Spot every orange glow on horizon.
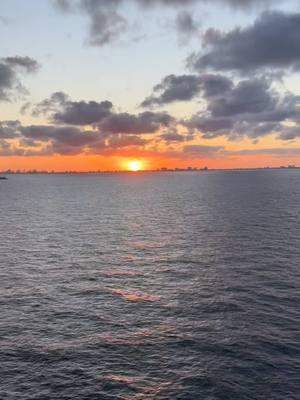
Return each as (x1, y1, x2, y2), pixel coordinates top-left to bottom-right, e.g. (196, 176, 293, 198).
(1, 152, 300, 173)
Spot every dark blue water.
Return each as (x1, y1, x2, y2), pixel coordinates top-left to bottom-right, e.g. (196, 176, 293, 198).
(0, 171, 299, 400)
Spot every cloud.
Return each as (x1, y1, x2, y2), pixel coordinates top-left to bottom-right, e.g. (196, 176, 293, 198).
(186, 116, 234, 137)
(188, 11, 300, 73)
(183, 144, 224, 158)
(184, 77, 300, 140)
(53, 0, 274, 12)
(229, 147, 300, 156)
(52, 0, 126, 45)
(0, 120, 21, 139)
(0, 95, 174, 156)
(160, 131, 186, 142)
(0, 108, 170, 156)
(277, 126, 300, 141)
(54, 100, 113, 125)
(52, 0, 73, 12)
(141, 73, 232, 107)
(52, 0, 279, 46)
(32, 92, 174, 135)
(21, 125, 100, 146)
(107, 134, 148, 148)
(4, 56, 39, 73)
(176, 11, 199, 44)
(98, 111, 174, 134)
(0, 56, 39, 101)
(0, 140, 25, 157)
(32, 92, 69, 116)
(142, 75, 201, 107)
(55, 0, 127, 46)
(133, 0, 278, 9)
(179, 144, 300, 160)
(29, 75, 300, 146)
(86, 9, 128, 46)
(2, 124, 104, 156)
(33, 92, 113, 125)
(206, 78, 276, 116)
(2, 116, 300, 160)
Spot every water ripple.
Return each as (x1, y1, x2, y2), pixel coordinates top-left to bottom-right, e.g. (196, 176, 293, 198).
(0, 171, 299, 399)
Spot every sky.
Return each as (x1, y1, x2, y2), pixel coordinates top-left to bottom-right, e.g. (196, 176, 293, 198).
(1, 0, 300, 171)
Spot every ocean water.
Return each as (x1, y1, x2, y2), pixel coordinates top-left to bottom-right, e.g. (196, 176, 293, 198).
(0, 171, 299, 400)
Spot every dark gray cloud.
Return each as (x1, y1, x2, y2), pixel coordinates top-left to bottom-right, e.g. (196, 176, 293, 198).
(0, 56, 39, 101)
(4, 56, 39, 73)
(139, 0, 197, 6)
(183, 144, 224, 158)
(0, 64, 18, 100)
(139, 0, 277, 7)
(98, 111, 173, 134)
(0, 121, 21, 139)
(13, 124, 105, 155)
(142, 75, 201, 107)
(229, 147, 300, 156)
(186, 116, 234, 137)
(21, 125, 101, 148)
(176, 11, 197, 34)
(176, 11, 199, 43)
(160, 131, 186, 142)
(30, 76, 300, 144)
(55, 100, 113, 125)
(32, 92, 173, 134)
(52, 0, 279, 46)
(2, 116, 300, 158)
(0, 101, 173, 155)
(207, 79, 276, 117)
(107, 134, 147, 148)
(87, 9, 127, 46)
(81, 0, 122, 11)
(277, 126, 300, 141)
(0, 121, 151, 156)
(141, 73, 232, 107)
(2, 123, 104, 155)
(188, 11, 300, 73)
(53, 0, 274, 12)
(33, 92, 113, 125)
(0, 140, 27, 157)
(174, 144, 300, 160)
(52, 0, 73, 12)
(184, 77, 300, 140)
(52, 0, 126, 46)
(32, 92, 69, 116)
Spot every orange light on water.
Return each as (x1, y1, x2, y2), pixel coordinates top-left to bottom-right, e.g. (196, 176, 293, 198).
(127, 160, 142, 172)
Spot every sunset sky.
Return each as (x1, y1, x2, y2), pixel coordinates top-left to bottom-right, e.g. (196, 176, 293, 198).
(1, 0, 300, 171)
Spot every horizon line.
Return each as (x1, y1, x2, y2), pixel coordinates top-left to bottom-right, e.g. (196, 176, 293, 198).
(1, 166, 299, 175)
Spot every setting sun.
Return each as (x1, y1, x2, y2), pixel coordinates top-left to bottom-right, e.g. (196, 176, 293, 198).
(128, 160, 142, 172)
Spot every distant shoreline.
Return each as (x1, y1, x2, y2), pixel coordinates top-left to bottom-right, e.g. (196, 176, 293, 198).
(0, 166, 299, 175)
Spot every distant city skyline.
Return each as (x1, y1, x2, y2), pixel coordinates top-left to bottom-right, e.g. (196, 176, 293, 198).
(1, 165, 298, 175)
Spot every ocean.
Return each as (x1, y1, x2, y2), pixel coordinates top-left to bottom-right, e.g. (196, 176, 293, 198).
(0, 171, 299, 399)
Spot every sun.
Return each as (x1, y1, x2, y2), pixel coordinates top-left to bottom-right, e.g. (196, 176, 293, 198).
(128, 160, 142, 172)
